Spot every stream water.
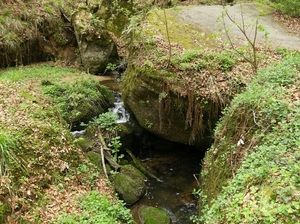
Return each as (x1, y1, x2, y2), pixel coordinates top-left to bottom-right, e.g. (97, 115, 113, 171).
(130, 136, 204, 224)
(98, 76, 205, 223)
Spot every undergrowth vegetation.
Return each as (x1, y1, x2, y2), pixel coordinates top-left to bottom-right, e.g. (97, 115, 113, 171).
(192, 53, 300, 223)
(0, 0, 76, 67)
(55, 191, 133, 224)
(0, 65, 133, 223)
(41, 79, 114, 128)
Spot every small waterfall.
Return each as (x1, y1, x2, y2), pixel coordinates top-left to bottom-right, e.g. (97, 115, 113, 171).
(112, 93, 130, 123)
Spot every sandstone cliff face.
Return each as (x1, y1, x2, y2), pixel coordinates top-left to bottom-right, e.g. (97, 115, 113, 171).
(123, 64, 219, 146)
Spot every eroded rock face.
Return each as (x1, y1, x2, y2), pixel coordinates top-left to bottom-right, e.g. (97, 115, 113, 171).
(73, 6, 119, 74)
(123, 65, 220, 147)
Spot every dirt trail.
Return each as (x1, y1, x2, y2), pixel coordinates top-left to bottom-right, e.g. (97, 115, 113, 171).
(178, 3, 300, 50)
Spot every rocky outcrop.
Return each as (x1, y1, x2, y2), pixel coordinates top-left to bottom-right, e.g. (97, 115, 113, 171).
(122, 8, 237, 147)
(0, 1, 119, 72)
(0, 1, 77, 67)
(72, 4, 119, 74)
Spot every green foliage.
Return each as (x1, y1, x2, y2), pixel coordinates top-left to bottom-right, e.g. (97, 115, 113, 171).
(0, 133, 18, 176)
(173, 50, 236, 72)
(194, 55, 300, 223)
(86, 111, 120, 132)
(55, 191, 134, 224)
(41, 79, 114, 126)
(108, 136, 123, 162)
(84, 111, 124, 162)
(273, 0, 300, 17)
(101, 0, 139, 36)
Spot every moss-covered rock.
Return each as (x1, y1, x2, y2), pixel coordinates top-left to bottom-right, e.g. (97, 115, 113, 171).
(118, 122, 134, 150)
(73, 3, 119, 74)
(114, 164, 146, 205)
(122, 7, 244, 146)
(138, 205, 171, 224)
(41, 78, 114, 127)
(86, 151, 102, 167)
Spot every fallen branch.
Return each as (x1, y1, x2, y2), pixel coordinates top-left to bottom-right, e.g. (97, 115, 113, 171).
(103, 150, 120, 171)
(125, 148, 162, 182)
(99, 144, 108, 179)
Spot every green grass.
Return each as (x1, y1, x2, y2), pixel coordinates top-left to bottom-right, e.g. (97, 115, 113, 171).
(0, 133, 19, 176)
(0, 65, 80, 82)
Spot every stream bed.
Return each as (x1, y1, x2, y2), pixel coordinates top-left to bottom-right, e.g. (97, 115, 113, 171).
(98, 76, 205, 223)
(130, 143, 204, 224)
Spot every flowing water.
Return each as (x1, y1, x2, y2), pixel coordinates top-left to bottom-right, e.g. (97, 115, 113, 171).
(98, 76, 204, 223)
(112, 93, 130, 123)
(130, 138, 205, 224)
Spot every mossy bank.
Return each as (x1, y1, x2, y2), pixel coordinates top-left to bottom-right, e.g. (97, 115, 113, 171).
(192, 53, 300, 223)
(0, 65, 134, 223)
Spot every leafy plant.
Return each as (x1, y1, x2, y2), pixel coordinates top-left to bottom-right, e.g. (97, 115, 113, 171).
(55, 191, 134, 224)
(145, 119, 153, 128)
(108, 136, 123, 163)
(87, 111, 120, 133)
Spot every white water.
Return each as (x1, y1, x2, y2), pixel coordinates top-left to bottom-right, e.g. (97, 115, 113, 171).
(112, 93, 130, 123)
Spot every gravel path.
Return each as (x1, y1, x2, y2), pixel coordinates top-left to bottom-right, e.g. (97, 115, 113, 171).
(178, 3, 300, 50)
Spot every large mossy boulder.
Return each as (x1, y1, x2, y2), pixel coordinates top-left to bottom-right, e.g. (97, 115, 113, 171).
(73, 3, 119, 74)
(114, 164, 146, 205)
(122, 8, 246, 147)
(138, 205, 171, 224)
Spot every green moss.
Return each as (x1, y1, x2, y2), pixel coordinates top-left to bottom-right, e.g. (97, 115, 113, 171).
(114, 165, 146, 204)
(146, 8, 217, 49)
(41, 75, 114, 127)
(86, 151, 102, 168)
(196, 54, 300, 223)
(138, 205, 170, 224)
